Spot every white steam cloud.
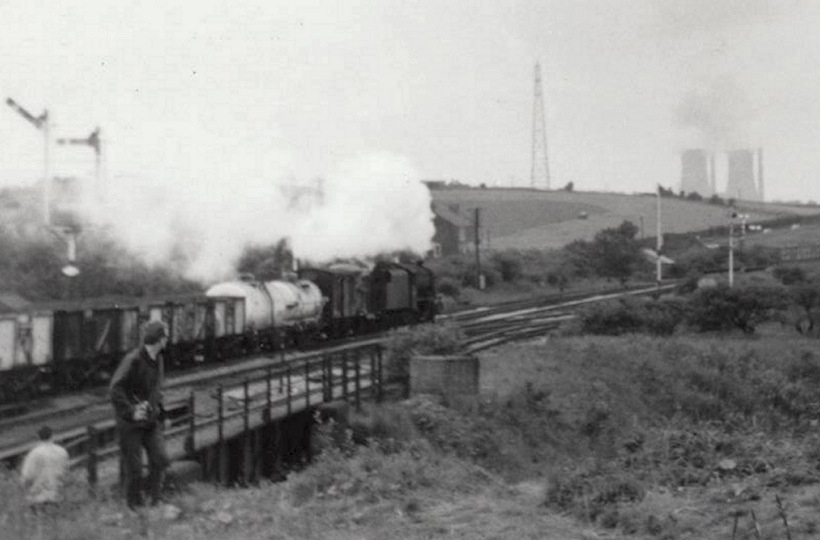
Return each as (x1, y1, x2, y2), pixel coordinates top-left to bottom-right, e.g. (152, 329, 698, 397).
(89, 151, 433, 283)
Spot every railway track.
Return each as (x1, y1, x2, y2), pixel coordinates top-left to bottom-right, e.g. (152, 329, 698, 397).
(0, 337, 383, 454)
(459, 283, 677, 353)
(0, 281, 676, 467)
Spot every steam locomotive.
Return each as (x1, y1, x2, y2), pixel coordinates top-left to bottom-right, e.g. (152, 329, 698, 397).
(0, 261, 437, 404)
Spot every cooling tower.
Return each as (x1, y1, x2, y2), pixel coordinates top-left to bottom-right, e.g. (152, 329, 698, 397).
(757, 148, 764, 202)
(726, 149, 760, 201)
(680, 149, 712, 197)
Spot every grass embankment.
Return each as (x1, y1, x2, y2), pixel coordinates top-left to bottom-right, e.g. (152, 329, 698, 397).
(5, 333, 820, 539)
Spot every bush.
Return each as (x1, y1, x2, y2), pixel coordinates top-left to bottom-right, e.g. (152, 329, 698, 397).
(640, 296, 689, 336)
(687, 283, 788, 334)
(383, 322, 463, 382)
(578, 299, 645, 335)
(490, 250, 524, 283)
(546, 460, 646, 525)
(577, 296, 687, 336)
(774, 265, 807, 285)
(436, 276, 461, 298)
(462, 264, 500, 288)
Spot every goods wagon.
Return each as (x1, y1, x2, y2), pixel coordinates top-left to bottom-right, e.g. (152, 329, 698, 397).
(298, 264, 370, 336)
(0, 261, 436, 404)
(0, 294, 245, 403)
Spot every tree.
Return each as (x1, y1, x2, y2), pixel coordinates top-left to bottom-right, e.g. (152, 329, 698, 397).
(773, 265, 807, 286)
(791, 282, 820, 333)
(588, 221, 644, 285)
(237, 239, 294, 280)
(491, 250, 524, 282)
(687, 283, 788, 334)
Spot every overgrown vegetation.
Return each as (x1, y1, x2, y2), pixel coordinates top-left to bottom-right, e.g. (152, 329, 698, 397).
(0, 232, 201, 300)
(382, 322, 463, 382)
(6, 332, 820, 538)
(428, 219, 657, 304)
(572, 267, 820, 338)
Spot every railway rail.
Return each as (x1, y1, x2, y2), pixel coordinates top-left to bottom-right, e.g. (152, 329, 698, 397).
(0, 281, 678, 486)
(0, 342, 385, 480)
(459, 282, 677, 352)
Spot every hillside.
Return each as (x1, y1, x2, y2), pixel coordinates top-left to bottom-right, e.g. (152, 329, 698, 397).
(431, 187, 820, 250)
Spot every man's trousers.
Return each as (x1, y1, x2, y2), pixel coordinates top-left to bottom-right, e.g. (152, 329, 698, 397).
(117, 422, 169, 508)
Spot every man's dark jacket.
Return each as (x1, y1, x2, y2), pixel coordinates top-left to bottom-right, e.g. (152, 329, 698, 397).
(109, 347, 164, 428)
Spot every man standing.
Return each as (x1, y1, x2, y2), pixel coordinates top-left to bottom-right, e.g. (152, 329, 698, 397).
(20, 425, 69, 511)
(110, 320, 170, 509)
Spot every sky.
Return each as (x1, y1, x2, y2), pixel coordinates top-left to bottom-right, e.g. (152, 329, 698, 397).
(0, 1, 819, 277)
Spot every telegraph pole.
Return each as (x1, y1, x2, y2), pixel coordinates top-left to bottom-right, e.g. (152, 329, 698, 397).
(656, 185, 663, 286)
(728, 218, 735, 287)
(474, 208, 484, 290)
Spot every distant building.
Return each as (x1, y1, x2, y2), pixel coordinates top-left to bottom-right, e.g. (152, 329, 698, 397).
(431, 202, 474, 257)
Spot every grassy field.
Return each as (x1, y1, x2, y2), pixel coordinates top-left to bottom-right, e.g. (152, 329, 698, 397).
(432, 187, 820, 250)
(6, 329, 820, 539)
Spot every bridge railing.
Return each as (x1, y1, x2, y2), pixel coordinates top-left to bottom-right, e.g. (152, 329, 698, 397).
(47, 343, 385, 488)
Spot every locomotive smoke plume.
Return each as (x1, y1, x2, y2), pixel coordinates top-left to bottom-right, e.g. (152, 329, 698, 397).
(93, 150, 433, 283)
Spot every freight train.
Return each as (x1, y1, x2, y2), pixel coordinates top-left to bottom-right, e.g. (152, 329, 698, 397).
(0, 261, 437, 404)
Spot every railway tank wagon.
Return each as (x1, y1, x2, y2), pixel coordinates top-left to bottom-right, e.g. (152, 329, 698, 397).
(205, 276, 324, 351)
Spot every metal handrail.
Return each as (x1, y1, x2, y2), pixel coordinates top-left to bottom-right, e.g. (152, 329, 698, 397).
(56, 343, 383, 485)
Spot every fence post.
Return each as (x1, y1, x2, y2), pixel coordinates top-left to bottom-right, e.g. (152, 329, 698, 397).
(342, 352, 349, 403)
(185, 389, 196, 456)
(377, 345, 384, 403)
(286, 362, 292, 416)
(243, 379, 250, 435)
(323, 354, 331, 402)
(305, 359, 310, 407)
(217, 385, 224, 447)
(86, 425, 98, 490)
(370, 347, 377, 400)
(265, 367, 272, 423)
(355, 351, 361, 412)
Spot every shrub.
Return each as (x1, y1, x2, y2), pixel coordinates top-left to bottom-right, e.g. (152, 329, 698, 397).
(490, 250, 524, 282)
(436, 276, 461, 298)
(545, 460, 646, 525)
(687, 283, 788, 334)
(458, 264, 498, 288)
(383, 322, 463, 382)
(577, 296, 687, 336)
(640, 296, 689, 336)
(774, 265, 807, 285)
(578, 299, 644, 335)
